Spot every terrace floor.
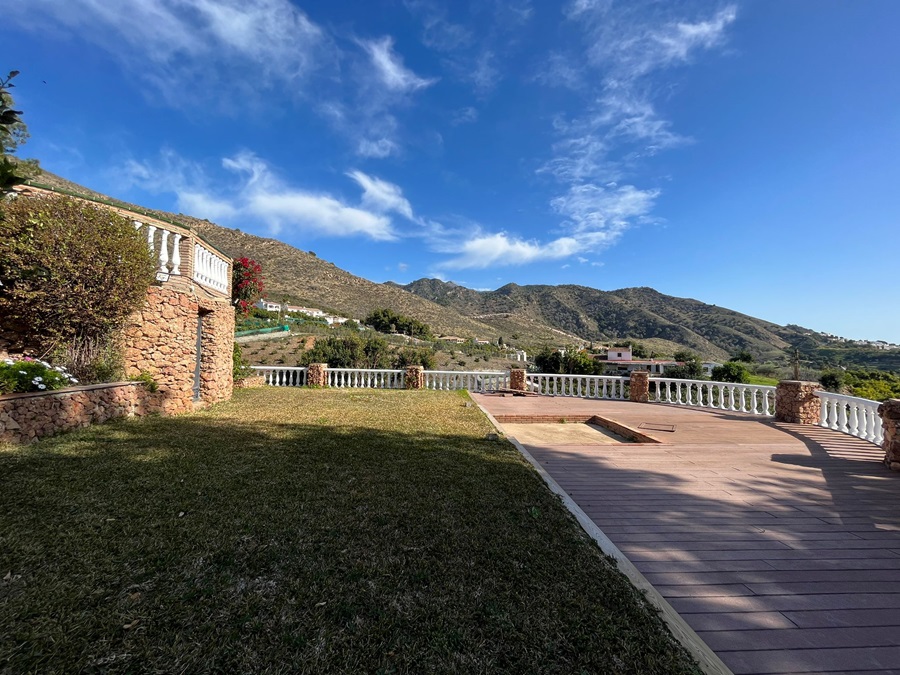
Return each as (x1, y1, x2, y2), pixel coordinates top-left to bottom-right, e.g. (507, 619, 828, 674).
(472, 394, 900, 675)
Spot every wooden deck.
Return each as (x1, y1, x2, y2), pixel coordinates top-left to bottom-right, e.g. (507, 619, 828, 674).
(473, 395, 900, 675)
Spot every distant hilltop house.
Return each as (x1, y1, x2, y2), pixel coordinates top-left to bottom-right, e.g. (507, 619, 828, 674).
(253, 299, 350, 326)
(438, 336, 467, 344)
(597, 347, 719, 377)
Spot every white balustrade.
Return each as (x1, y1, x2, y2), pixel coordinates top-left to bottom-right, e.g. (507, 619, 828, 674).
(328, 368, 405, 389)
(134, 220, 185, 279)
(649, 378, 776, 416)
(252, 366, 307, 387)
(424, 371, 509, 392)
(192, 242, 229, 294)
(525, 374, 627, 400)
(814, 391, 884, 445)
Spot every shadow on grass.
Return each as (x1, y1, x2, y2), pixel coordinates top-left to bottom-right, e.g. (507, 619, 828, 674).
(0, 390, 701, 675)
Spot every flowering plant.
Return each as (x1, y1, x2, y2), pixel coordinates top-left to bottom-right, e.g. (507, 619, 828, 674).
(231, 257, 264, 317)
(0, 358, 78, 395)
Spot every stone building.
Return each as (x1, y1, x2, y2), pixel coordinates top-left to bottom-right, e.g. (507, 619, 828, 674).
(2, 185, 235, 415)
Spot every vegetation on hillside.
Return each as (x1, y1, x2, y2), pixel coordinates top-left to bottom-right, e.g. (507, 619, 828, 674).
(231, 256, 264, 316)
(820, 369, 900, 401)
(364, 308, 432, 339)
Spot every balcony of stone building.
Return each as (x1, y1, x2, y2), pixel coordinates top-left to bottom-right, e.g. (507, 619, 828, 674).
(15, 183, 232, 299)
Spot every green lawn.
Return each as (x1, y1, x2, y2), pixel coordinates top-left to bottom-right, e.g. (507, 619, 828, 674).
(1, 388, 699, 674)
(746, 374, 779, 386)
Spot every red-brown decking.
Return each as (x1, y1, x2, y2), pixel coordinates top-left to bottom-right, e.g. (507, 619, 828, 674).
(472, 394, 900, 675)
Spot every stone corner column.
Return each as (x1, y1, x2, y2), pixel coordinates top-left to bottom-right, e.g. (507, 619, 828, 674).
(307, 363, 328, 387)
(775, 380, 822, 424)
(629, 370, 650, 403)
(878, 398, 900, 472)
(509, 368, 526, 392)
(405, 365, 425, 390)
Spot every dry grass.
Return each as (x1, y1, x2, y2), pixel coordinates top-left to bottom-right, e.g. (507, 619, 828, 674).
(1, 389, 699, 674)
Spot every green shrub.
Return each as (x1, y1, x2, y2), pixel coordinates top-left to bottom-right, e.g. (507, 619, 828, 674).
(393, 347, 436, 370)
(819, 370, 845, 393)
(711, 362, 750, 383)
(300, 334, 390, 369)
(129, 370, 159, 393)
(233, 342, 253, 381)
(0, 194, 155, 348)
(0, 357, 77, 394)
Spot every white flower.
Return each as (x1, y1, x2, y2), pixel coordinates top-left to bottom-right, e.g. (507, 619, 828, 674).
(18, 371, 27, 375)
(71, 378, 79, 384)
(3, 359, 13, 365)
(33, 376, 43, 383)
(38, 384, 46, 390)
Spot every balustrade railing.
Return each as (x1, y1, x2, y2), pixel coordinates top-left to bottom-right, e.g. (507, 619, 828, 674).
(328, 368, 405, 389)
(424, 371, 508, 392)
(192, 242, 230, 294)
(814, 391, 884, 445)
(649, 378, 776, 416)
(526, 373, 627, 400)
(132, 218, 230, 295)
(252, 366, 307, 387)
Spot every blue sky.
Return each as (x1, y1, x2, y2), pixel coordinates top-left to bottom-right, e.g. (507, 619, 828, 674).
(5, 1, 899, 342)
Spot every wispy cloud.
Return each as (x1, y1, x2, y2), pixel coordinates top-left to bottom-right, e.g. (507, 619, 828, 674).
(528, 2, 737, 266)
(360, 36, 438, 93)
(11, 0, 330, 108)
(437, 232, 581, 270)
(124, 149, 402, 241)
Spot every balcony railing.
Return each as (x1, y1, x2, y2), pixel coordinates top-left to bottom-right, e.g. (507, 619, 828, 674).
(525, 373, 627, 399)
(254, 366, 308, 387)
(424, 370, 509, 392)
(814, 390, 884, 445)
(328, 368, 405, 389)
(649, 378, 776, 416)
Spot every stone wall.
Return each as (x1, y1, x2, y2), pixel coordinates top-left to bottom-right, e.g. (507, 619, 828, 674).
(122, 280, 233, 415)
(0, 383, 145, 445)
(510, 369, 526, 392)
(880, 399, 900, 472)
(775, 380, 822, 424)
(307, 363, 328, 387)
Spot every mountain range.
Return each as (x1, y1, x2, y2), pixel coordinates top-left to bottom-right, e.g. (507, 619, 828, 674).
(25, 170, 888, 366)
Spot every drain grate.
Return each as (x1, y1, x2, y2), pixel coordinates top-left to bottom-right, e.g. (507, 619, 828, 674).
(638, 422, 676, 433)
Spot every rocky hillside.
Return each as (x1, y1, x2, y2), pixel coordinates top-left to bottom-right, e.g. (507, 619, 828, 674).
(26, 171, 861, 364)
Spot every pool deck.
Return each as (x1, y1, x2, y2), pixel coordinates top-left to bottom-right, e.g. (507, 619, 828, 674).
(472, 394, 900, 675)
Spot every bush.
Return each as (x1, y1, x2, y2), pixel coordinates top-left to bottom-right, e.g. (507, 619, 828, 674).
(364, 308, 432, 339)
(0, 194, 155, 348)
(393, 347, 436, 370)
(0, 357, 77, 394)
(51, 334, 124, 384)
(819, 371, 845, 393)
(300, 334, 390, 369)
(233, 343, 253, 381)
(711, 362, 750, 383)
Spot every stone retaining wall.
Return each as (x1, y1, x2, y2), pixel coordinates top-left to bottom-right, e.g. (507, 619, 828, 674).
(0, 383, 146, 445)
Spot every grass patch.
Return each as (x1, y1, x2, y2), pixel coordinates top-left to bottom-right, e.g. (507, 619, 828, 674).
(1, 389, 699, 673)
(746, 374, 779, 386)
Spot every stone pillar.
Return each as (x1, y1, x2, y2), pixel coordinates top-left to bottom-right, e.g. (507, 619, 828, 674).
(629, 370, 650, 403)
(405, 365, 425, 390)
(307, 363, 328, 387)
(879, 399, 900, 472)
(775, 380, 822, 424)
(510, 368, 526, 392)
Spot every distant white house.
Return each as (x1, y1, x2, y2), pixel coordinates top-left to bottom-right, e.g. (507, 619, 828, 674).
(254, 299, 282, 312)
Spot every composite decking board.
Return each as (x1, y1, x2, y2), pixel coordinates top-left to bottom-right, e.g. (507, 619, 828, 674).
(473, 394, 900, 675)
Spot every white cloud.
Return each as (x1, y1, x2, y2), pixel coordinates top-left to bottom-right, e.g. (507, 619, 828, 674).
(124, 149, 400, 241)
(11, 0, 329, 107)
(357, 138, 400, 159)
(360, 36, 437, 93)
(346, 170, 414, 220)
(438, 232, 581, 270)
